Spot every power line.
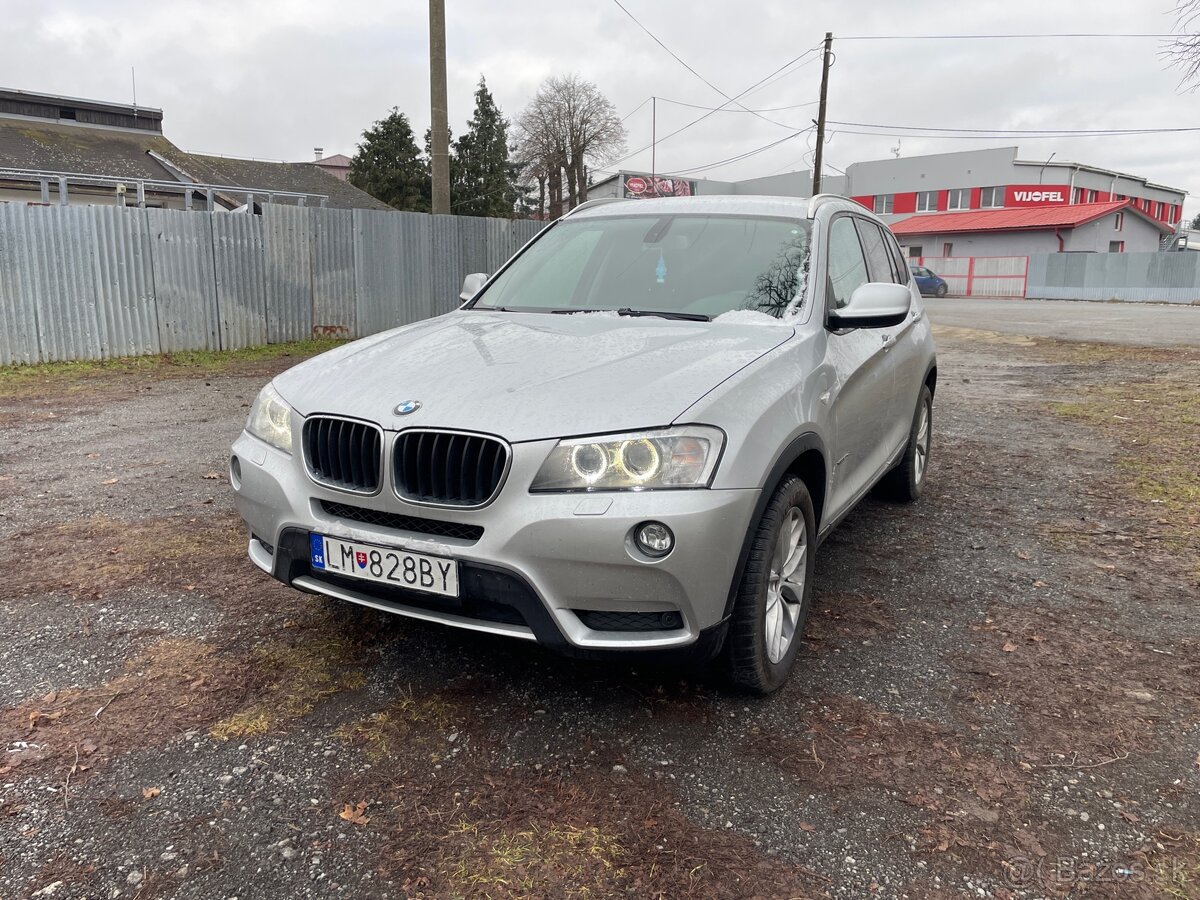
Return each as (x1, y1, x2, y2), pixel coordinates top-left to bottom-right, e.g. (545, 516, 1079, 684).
(620, 96, 652, 123)
(827, 119, 1200, 135)
(668, 128, 813, 176)
(610, 43, 824, 167)
(609, 0, 800, 132)
(838, 32, 1179, 40)
(827, 126, 1200, 140)
(654, 96, 820, 114)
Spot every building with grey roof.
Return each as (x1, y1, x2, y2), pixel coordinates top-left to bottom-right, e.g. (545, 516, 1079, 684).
(0, 88, 387, 211)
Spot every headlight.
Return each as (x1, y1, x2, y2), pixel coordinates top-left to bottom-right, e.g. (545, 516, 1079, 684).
(531, 426, 724, 492)
(246, 382, 295, 453)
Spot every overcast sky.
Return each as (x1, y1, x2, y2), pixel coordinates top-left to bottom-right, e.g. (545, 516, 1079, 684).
(2, 0, 1197, 214)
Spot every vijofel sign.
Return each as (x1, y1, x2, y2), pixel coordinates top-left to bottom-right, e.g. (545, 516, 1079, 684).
(622, 173, 698, 199)
(1005, 185, 1070, 206)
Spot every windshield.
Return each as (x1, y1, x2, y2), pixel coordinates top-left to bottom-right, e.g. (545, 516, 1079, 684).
(472, 214, 812, 319)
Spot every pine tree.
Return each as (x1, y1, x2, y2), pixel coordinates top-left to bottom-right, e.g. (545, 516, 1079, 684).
(452, 78, 518, 217)
(349, 108, 430, 212)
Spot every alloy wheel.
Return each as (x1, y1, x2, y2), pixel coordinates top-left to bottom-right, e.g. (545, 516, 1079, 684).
(764, 506, 807, 663)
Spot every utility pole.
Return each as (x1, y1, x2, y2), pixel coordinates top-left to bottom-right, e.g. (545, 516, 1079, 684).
(811, 32, 833, 196)
(650, 96, 656, 197)
(429, 0, 450, 214)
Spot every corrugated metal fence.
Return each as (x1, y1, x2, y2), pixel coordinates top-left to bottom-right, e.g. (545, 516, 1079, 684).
(1026, 252, 1200, 303)
(0, 204, 544, 365)
(916, 252, 1200, 303)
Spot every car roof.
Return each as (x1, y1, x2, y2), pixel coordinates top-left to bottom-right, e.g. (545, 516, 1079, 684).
(567, 194, 815, 220)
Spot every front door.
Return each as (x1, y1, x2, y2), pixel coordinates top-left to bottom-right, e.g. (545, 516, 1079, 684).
(821, 216, 896, 518)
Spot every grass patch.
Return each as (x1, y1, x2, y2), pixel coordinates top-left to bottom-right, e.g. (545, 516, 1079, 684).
(448, 821, 623, 895)
(0, 337, 345, 397)
(210, 635, 364, 741)
(334, 687, 464, 761)
(1149, 832, 1200, 899)
(1049, 376, 1200, 575)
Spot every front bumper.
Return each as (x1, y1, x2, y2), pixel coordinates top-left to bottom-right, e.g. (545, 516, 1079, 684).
(231, 431, 759, 657)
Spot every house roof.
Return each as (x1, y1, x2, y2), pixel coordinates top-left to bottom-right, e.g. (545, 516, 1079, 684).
(156, 150, 390, 210)
(0, 117, 180, 180)
(0, 116, 389, 210)
(891, 200, 1172, 236)
(315, 153, 351, 167)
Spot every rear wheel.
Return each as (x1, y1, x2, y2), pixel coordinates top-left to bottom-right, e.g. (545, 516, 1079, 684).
(725, 476, 816, 694)
(878, 385, 932, 502)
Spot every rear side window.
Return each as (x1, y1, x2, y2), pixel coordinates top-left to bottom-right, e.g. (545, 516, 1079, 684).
(883, 228, 910, 284)
(826, 217, 870, 310)
(853, 218, 895, 284)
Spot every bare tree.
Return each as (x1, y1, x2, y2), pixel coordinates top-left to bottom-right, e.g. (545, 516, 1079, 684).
(1165, 1, 1200, 88)
(514, 75, 626, 217)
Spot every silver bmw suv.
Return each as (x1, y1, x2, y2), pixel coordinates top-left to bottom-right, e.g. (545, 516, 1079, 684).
(230, 194, 936, 693)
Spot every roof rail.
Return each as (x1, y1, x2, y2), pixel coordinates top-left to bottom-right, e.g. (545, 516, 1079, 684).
(563, 197, 629, 218)
(806, 193, 851, 219)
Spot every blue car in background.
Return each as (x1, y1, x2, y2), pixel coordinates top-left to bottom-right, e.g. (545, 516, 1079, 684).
(910, 265, 948, 297)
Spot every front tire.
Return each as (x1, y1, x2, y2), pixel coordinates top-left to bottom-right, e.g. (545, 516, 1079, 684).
(725, 476, 816, 694)
(878, 385, 932, 502)
(935, 283, 948, 297)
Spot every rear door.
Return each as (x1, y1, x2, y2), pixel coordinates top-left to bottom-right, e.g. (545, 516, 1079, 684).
(877, 225, 927, 425)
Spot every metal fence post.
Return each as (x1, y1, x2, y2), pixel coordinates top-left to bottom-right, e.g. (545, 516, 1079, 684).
(57, 176, 69, 206)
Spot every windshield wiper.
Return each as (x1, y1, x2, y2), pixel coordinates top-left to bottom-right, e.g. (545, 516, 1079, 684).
(617, 307, 711, 322)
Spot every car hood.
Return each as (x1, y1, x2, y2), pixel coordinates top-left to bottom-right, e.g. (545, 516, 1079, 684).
(273, 311, 793, 442)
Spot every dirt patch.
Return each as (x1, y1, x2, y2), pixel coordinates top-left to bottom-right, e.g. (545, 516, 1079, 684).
(744, 695, 1038, 879)
(0, 638, 258, 784)
(954, 606, 1200, 767)
(806, 593, 896, 649)
(1049, 373, 1200, 581)
(367, 767, 828, 899)
(0, 512, 270, 602)
(209, 632, 367, 741)
(332, 691, 829, 899)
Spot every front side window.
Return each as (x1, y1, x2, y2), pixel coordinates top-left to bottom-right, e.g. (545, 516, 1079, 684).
(916, 191, 937, 212)
(947, 188, 969, 210)
(980, 186, 1005, 208)
(474, 214, 813, 319)
(874, 194, 894, 215)
(826, 217, 870, 310)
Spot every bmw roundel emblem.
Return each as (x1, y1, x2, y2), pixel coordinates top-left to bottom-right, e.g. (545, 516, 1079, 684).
(394, 400, 422, 416)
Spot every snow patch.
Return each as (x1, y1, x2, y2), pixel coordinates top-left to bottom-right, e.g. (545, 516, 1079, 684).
(714, 309, 794, 326)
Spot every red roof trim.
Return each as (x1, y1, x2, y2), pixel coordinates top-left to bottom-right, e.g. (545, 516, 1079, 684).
(891, 200, 1172, 236)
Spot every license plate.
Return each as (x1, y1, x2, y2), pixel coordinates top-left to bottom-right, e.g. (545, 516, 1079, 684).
(309, 533, 459, 598)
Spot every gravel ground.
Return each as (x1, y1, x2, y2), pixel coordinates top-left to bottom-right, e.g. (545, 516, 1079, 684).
(0, 327, 1197, 899)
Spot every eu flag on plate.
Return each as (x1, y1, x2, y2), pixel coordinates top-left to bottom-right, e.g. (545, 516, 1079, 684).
(310, 533, 326, 569)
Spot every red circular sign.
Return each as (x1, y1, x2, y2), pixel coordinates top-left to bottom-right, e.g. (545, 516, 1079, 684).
(625, 176, 647, 195)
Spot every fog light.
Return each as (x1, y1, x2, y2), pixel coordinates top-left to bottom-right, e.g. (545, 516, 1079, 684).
(635, 521, 674, 558)
(229, 455, 242, 490)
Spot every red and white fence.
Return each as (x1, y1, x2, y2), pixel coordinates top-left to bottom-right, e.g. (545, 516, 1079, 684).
(914, 256, 1028, 298)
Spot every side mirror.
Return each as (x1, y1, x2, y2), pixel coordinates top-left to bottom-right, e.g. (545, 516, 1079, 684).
(460, 272, 488, 302)
(828, 282, 911, 329)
